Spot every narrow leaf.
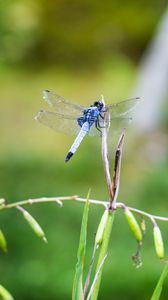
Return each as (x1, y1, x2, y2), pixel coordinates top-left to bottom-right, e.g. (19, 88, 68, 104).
(72, 194, 90, 300)
(0, 229, 7, 252)
(90, 211, 114, 300)
(0, 285, 14, 300)
(84, 244, 97, 299)
(151, 263, 168, 300)
(87, 254, 107, 300)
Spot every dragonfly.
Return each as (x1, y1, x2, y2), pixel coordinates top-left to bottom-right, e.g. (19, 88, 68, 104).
(35, 90, 141, 162)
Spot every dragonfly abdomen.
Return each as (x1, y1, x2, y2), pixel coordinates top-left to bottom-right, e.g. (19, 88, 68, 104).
(65, 122, 90, 162)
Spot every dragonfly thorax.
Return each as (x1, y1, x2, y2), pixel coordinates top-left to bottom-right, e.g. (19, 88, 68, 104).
(84, 101, 104, 119)
(84, 106, 100, 120)
(77, 105, 101, 128)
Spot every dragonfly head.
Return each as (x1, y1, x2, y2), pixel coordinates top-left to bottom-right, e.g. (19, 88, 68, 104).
(93, 101, 104, 111)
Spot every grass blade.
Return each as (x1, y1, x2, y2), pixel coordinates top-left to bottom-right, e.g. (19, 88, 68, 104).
(86, 254, 107, 300)
(84, 243, 97, 299)
(151, 263, 168, 300)
(72, 194, 90, 300)
(90, 211, 114, 300)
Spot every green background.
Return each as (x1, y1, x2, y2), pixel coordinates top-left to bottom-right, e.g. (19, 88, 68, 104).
(0, 1, 168, 299)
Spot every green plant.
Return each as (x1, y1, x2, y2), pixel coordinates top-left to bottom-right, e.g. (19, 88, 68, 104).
(0, 103, 168, 300)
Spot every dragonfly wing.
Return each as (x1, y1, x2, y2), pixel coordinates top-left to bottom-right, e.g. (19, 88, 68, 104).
(106, 97, 142, 118)
(109, 116, 132, 134)
(88, 124, 100, 137)
(35, 110, 80, 135)
(88, 115, 133, 137)
(43, 90, 85, 118)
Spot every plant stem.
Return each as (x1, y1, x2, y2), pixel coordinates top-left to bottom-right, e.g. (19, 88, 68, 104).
(100, 96, 113, 203)
(0, 197, 168, 222)
(117, 203, 168, 222)
(0, 196, 107, 210)
(90, 211, 114, 300)
(110, 129, 125, 209)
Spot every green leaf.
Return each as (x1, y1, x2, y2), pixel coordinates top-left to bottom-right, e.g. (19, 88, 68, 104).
(72, 193, 90, 300)
(90, 211, 114, 300)
(151, 263, 168, 300)
(0, 285, 14, 300)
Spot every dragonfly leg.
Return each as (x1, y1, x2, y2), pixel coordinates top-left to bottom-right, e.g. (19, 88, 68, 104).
(95, 120, 102, 133)
(98, 113, 110, 129)
(99, 113, 104, 120)
(77, 117, 84, 128)
(97, 117, 107, 129)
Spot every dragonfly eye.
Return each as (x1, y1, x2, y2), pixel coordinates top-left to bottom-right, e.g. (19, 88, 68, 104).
(93, 101, 103, 109)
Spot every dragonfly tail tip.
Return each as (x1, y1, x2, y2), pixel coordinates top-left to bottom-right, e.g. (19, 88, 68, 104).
(65, 152, 74, 163)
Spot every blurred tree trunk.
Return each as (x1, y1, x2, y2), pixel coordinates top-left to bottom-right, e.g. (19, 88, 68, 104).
(133, 6, 168, 132)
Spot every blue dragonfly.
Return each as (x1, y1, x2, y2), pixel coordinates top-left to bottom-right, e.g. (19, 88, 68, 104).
(35, 90, 141, 162)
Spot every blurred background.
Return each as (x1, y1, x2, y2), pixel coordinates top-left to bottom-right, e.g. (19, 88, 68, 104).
(0, 1, 168, 299)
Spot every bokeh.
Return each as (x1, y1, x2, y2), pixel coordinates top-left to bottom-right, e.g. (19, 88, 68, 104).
(0, 1, 168, 299)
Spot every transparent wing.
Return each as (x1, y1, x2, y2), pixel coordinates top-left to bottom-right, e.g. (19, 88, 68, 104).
(108, 116, 133, 134)
(35, 110, 80, 135)
(105, 116, 133, 149)
(43, 90, 85, 118)
(106, 97, 142, 118)
(88, 124, 100, 137)
(88, 116, 132, 137)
